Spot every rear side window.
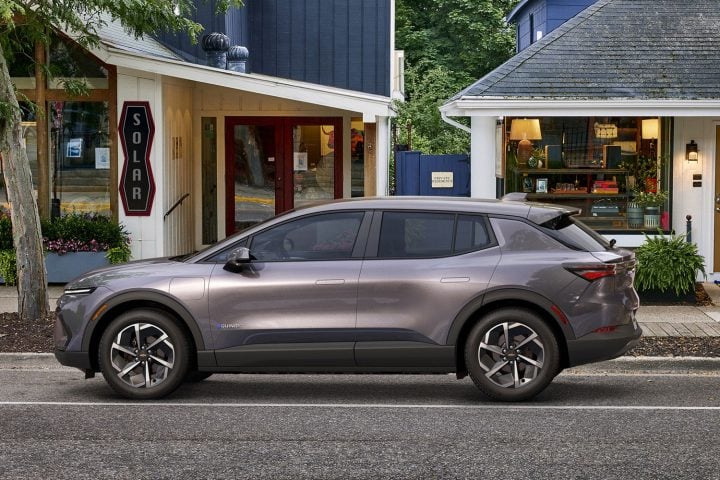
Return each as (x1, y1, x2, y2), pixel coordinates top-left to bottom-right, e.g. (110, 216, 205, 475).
(539, 214, 611, 252)
(377, 212, 492, 258)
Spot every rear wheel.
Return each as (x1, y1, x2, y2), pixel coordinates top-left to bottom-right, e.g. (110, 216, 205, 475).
(98, 309, 190, 400)
(465, 308, 560, 401)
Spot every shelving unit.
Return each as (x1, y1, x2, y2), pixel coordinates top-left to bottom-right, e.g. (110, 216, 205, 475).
(515, 167, 631, 231)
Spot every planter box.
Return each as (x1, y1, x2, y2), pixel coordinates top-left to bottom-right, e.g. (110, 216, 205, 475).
(45, 252, 110, 283)
(0, 252, 110, 285)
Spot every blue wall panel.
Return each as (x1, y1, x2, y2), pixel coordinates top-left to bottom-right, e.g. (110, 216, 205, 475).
(396, 152, 471, 197)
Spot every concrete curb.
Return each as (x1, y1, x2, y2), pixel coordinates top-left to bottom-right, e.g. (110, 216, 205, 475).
(1, 353, 720, 374)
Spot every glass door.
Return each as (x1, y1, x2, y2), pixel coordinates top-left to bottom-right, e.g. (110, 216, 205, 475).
(289, 119, 343, 209)
(226, 119, 283, 235)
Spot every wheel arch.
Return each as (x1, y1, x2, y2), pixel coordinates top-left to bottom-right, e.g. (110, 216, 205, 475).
(82, 290, 205, 371)
(448, 288, 573, 376)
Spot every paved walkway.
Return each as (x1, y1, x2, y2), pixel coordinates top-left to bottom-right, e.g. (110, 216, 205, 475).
(1, 283, 720, 337)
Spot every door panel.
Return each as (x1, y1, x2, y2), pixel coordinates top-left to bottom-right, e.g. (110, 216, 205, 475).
(715, 126, 720, 272)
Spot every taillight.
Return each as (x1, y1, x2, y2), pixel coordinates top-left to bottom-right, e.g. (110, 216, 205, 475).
(564, 263, 618, 281)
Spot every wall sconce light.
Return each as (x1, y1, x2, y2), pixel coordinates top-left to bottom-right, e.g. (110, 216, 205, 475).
(686, 140, 699, 162)
(509, 118, 542, 165)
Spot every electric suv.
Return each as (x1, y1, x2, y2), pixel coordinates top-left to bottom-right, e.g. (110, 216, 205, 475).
(54, 196, 641, 401)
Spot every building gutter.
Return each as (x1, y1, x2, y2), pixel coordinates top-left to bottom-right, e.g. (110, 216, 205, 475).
(440, 111, 471, 134)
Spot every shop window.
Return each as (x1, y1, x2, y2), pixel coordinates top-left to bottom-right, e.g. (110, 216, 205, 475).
(505, 116, 671, 234)
(49, 36, 108, 89)
(50, 101, 111, 216)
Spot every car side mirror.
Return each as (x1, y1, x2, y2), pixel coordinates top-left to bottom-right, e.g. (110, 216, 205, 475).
(224, 247, 252, 272)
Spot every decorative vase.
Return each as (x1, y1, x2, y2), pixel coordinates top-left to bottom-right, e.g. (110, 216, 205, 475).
(626, 202, 644, 228)
(644, 206, 660, 228)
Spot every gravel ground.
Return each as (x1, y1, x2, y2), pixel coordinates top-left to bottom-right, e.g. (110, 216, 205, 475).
(0, 284, 716, 356)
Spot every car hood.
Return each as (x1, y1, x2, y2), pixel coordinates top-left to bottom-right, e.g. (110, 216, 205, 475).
(64, 257, 181, 291)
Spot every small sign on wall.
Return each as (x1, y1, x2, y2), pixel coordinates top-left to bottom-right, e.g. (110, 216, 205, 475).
(431, 172, 454, 188)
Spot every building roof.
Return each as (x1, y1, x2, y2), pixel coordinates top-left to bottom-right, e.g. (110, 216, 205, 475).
(90, 19, 393, 117)
(505, 0, 532, 24)
(445, 0, 720, 103)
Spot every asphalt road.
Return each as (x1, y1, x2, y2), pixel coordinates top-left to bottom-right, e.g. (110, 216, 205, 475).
(1, 364, 720, 479)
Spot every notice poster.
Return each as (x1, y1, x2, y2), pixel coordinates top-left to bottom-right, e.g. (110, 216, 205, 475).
(66, 138, 83, 158)
(294, 152, 308, 171)
(95, 148, 110, 169)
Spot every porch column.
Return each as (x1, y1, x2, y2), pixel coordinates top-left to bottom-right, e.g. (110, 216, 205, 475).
(375, 116, 390, 196)
(470, 116, 498, 199)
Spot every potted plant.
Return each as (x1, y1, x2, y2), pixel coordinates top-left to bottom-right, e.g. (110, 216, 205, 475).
(634, 190, 667, 228)
(634, 231, 706, 303)
(0, 211, 131, 284)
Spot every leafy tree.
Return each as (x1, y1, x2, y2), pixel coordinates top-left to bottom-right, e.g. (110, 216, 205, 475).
(395, 0, 518, 154)
(0, 0, 242, 320)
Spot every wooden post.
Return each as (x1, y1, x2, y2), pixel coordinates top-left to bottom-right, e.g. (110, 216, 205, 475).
(363, 123, 377, 196)
(35, 41, 49, 219)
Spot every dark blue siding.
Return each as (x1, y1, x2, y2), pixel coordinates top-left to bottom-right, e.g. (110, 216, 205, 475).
(156, 0, 391, 96)
(511, 0, 598, 52)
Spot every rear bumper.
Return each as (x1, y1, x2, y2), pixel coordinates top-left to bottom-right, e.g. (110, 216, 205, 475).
(566, 323, 642, 367)
(54, 349, 92, 371)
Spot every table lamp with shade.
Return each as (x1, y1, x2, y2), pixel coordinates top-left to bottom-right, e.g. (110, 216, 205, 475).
(509, 118, 542, 165)
(642, 118, 659, 159)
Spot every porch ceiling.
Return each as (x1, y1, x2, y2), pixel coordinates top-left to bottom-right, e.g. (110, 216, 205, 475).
(443, 0, 720, 115)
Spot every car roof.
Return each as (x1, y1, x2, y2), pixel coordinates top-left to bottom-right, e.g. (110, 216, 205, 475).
(291, 196, 577, 219)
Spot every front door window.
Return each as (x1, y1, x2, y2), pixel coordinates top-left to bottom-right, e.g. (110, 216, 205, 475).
(292, 124, 336, 208)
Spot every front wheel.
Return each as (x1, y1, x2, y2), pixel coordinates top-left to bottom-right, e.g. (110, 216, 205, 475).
(465, 308, 560, 402)
(98, 309, 190, 400)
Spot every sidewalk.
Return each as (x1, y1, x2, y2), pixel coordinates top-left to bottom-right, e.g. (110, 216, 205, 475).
(0, 283, 719, 337)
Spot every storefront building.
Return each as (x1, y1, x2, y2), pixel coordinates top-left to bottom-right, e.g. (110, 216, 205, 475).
(441, 0, 720, 280)
(9, 1, 398, 260)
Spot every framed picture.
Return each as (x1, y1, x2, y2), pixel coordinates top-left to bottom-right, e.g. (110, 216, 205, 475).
(536, 178, 548, 193)
(522, 176, 534, 193)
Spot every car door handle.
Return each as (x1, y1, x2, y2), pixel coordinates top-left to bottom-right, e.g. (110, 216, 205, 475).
(441, 277, 470, 283)
(315, 279, 346, 285)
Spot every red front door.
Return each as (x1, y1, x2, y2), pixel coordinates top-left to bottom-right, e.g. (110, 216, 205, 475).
(225, 117, 343, 236)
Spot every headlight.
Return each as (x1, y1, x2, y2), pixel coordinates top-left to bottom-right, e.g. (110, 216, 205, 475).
(63, 287, 97, 295)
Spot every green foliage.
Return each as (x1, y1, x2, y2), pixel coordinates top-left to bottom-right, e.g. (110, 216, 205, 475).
(41, 213, 129, 250)
(106, 243, 132, 265)
(395, 0, 518, 154)
(0, 249, 16, 286)
(634, 190, 668, 208)
(635, 232, 706, 295)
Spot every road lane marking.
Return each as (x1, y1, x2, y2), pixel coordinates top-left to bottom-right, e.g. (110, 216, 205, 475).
(2, 401, 720, 410)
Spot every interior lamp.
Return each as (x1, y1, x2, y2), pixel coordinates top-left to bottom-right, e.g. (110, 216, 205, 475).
(642, 118, 659, 158)
(686, 140, 699, 162)
(509, 118, 542, 165)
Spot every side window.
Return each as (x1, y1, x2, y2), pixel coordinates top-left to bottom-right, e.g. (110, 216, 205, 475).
(492, 218, 566, 251)
(378, 212, 455, 258)
(455, 215, 491, 253)
(251, 212, 364, 261)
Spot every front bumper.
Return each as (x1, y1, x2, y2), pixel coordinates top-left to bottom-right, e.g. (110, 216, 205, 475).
(566, 322, 642, 367)
(54, 349, 92, 371)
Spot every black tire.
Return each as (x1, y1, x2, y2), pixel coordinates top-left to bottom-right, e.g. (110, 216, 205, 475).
(465, 308, 560, 402)
(98, 309, 190, 400)
(185, 371, 213, 383)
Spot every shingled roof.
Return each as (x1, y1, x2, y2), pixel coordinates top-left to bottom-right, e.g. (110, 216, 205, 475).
(447, 0, 720, 102)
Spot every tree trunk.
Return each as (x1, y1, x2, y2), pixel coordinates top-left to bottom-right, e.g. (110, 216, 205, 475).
(0, 43, 49, 320)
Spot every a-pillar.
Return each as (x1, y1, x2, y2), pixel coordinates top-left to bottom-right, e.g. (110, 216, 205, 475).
(470, 116, 498, 199)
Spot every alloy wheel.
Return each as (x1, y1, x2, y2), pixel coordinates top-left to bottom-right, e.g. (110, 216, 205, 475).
(477, 321, 545, 389)
(109, 323, 176, 389)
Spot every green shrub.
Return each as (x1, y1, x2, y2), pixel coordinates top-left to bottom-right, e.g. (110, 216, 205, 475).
(0, 250, 17, 286)
(635, 231, 706, 295)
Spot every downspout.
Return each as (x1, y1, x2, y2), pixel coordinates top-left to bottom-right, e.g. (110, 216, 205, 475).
(441, 111, 471, 134)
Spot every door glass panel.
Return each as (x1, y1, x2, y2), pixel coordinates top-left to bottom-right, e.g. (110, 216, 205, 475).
(251, 212, 364, 261)
(378, 212, 456, 258)
(232, 125, 276, 231)
(293, 124, 335, 208)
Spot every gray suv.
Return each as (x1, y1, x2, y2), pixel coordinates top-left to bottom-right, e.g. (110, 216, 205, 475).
(54, 197, 641, 401)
